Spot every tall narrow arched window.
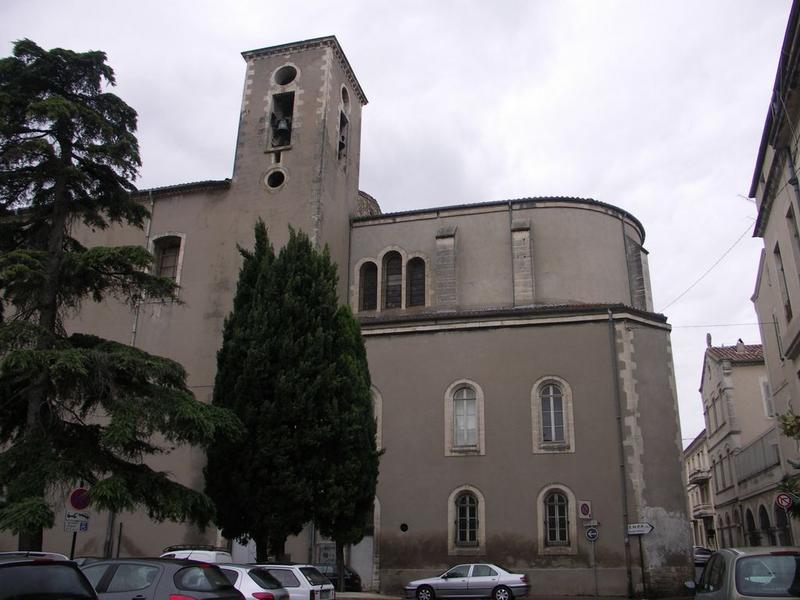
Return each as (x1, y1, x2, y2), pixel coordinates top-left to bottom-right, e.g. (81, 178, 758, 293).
(455, 493, 478, 546)
(544, 491, 569, 545)
(759, 505, 775, 545)
(745, 509, 759, 546)
(540, 383, 564, 443)
(359, 262, 377, 311)
(383, 252, 402, 309)
(775, 506, 793, 545)
(453, 386, 477, 448)
(407, 257, 426, 307)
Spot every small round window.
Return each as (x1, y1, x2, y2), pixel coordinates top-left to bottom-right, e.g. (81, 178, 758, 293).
(265, 169, 286, 189)
(274, 65, 297, 85)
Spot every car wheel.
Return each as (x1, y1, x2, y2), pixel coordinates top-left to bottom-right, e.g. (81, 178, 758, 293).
(493, 586, 512, 600)
(417, 585, 435, 600)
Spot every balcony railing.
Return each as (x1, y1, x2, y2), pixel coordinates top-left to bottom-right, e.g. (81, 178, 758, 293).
(692, 502, 714, 519)
(688, 468, 711, 485)
(736, 428, 781, 483)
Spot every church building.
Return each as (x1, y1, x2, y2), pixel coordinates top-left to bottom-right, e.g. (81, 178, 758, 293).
(0, 36, 691, 596)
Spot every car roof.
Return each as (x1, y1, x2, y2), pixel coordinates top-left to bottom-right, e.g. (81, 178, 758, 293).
(0, 555, 75, 566)
(83, 557, 217, 566)
(724, 546, 800, 557)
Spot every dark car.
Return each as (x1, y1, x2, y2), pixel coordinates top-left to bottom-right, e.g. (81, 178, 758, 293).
(0, 554, 98, 600)
(314, 563, 362, 591)
(81, 557, 245, 600)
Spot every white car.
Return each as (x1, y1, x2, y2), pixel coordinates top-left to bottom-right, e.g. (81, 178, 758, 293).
(160, 545, 233, 563)
(258, 564, 335, 600)
(219, 564, 291, 600)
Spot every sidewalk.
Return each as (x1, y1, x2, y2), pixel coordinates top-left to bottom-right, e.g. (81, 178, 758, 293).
(335, 595, 693, 600)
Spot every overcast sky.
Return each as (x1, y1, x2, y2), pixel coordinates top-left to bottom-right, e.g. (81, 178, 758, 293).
(2, 0, 792, 447)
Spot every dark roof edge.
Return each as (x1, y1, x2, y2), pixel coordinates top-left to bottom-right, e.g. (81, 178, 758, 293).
(132, 179, 231, 199)
(241, 35, 368, 106)
(352, 196, 646, 243)
(357, 302, 667, 328)
(749, 0, 800, 198)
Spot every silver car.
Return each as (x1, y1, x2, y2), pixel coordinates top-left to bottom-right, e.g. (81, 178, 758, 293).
(219, 564, 291, 600)
(686, 547, 800, 599)
(258, 564, 335, 600)
(404, 563, 530, 600)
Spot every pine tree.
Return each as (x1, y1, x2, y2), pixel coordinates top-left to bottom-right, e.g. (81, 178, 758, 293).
(205, 225, 379, 566)
(0, 39, 240, 550)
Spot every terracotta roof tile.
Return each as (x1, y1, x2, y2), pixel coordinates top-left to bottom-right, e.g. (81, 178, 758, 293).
(707, 344, 763, 363)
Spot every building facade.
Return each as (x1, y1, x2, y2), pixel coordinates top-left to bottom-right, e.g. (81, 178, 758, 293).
(683, 430, 716, 549)
(0, 36, 691, 595)
(749, 0, 800, 548)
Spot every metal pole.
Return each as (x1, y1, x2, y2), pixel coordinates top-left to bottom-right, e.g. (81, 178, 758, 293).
(638, 535, 647, 597)
(69, 532, 76, 559)
(592, 540, 599, 597)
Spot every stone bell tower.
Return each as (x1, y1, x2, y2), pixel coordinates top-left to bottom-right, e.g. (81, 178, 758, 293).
(231, 36, 367, 297)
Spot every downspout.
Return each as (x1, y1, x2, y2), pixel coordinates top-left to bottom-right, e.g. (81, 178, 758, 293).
(608, 309, 634, 598)
(507, 201, 515, 306)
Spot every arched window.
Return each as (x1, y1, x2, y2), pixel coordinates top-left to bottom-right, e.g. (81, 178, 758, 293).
(775, 506, 793, 545)
(153, 235, 182, 281)
(444, 380, 485, 456)
(383, 251, 402, 309)
(544, 491, 569, 546)
(455, 493, 478, 547)
(453, 386, 477, 448)
(407, 257, 426, 307)
(540, 383, 564, 442)
(759, 505, 775, 545)
(447, 485, 486, 555)
(531, 377, 574, 454)
(359, 262, 377, 311)
(745, 509, 759, 546)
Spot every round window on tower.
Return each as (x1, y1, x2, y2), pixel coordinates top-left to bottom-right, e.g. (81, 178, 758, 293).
(274, 65, 297, 85)
(264, 168, 287, 190)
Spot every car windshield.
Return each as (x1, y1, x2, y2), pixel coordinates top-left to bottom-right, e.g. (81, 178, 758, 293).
(300, 567, 330, 586)
(735, 554, 800, 597)
(3, 563, 96, 599)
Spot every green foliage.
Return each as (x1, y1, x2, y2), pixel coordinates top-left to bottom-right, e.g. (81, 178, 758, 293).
(205, 223, 380, 562)
(0, 39, 240, 544)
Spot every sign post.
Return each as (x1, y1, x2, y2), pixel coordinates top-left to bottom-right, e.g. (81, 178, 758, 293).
(66, 487, 90, 559)
(627, 523, 654, 597)
(585, 526, 599, 597)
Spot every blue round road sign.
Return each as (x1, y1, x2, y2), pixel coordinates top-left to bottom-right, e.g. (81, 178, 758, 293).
(586, 527, 599, 542)
(69, 488, 90, 510)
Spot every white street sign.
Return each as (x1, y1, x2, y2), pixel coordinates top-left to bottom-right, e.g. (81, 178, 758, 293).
(64, 509, 89, 533)
(627, 522, 654, 535)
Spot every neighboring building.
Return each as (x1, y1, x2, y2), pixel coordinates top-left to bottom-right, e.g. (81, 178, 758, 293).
(699, 338, 794, 547)
(0, 36, 692, 595)
(749, 0, 800, 547)
(683, 430, 716, 548)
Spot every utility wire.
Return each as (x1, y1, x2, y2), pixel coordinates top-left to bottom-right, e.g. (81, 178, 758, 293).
(659, 221, 755, 312)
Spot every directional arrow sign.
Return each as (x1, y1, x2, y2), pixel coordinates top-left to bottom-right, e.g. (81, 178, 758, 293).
(627, 522, 654, 535)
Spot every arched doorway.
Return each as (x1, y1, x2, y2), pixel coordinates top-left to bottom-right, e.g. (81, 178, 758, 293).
(745, 509, 760, 546)
(758, 505, 775, 545)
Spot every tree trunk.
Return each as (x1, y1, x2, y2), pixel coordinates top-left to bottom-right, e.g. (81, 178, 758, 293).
(255, 535, 270, 563)
(336, 540, 345, 592)
(270, 536, 287, 562)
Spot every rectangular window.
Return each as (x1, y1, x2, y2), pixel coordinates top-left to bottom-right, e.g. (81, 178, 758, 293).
(774, 243, 793, 321)
(787, 206, 800, 280)
(761, 378, 775, 417)
(454, 398, 477, 446)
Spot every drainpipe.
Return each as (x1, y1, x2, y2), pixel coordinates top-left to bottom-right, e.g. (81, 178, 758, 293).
(507, 201, 515, 306)
(608, 309, 634, 598)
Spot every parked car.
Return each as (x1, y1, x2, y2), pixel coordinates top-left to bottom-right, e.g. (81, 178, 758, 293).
(161, 543, 234, 563)
(73, 556, 105, 567)
(219, 563, 292, 600)
(81, 557, 244, 600)
(258, 564, 335, 600)
(314, 564, 362, 592)
(693, 546, 713, 566)
(404, 563, 530, 600)
(0, 554, 97, 600)
(0, 550, 69, 560)
(686, 547, 800, 599)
